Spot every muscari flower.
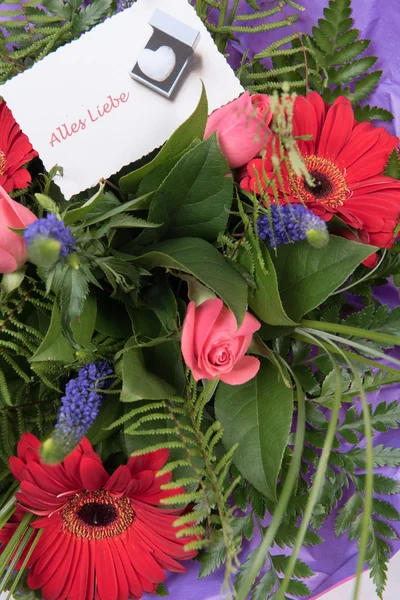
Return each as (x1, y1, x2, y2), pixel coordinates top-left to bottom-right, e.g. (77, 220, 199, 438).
(258, 203, 328, 248)
(23, 213, 75, 265)
(43, 360, 114, 462)
(242, 93, 400, 261)
(3, 434, 197, 600)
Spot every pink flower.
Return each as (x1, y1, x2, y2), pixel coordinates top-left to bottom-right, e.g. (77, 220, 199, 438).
(0, 185, 37, 274)
(205, 91, 272, 169)
(181, 298, 261, 385)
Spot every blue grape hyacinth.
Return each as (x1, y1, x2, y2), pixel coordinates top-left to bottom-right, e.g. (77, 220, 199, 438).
(257, 204, 329, 248)
(42, 361, 113, 463)
(23, 213, 75, 258)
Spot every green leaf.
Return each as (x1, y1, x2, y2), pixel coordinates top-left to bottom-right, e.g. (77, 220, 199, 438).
(372, 499, 400, 521)
(332, 39, 370, 63)
(251, 570, 276, 599)
(272, 236, 377, 321)
(329, 56, 377, 84)
(63, 184, 105, 225)
(372, 445, 400, 468)
(384, 149, 400, 180)
(317, 18, 335, 38)
(120, 85, 208, 194)
(354, 105, 394, 123)
(312, 26, 333, 53)
(135, 238, 247, 326)
(155, 583, 169, 597)
(72, 0, 111, 33)
(198, 531, 226, 578)
(56, 266, 89, 346)
(121, 346, 175, 402)
(373, 519, 399, 541)
(138, 135, 232, 244)
(215, 361, 293, 501)
(335, 493, 363, 536)
(336, 28, 359, 47)
(349, 71, 382, 103)
(271, 555, 314, 579)
(31, 293, 96, 362)
(286, 579, 311, 597)
(249, 243, 296, 327)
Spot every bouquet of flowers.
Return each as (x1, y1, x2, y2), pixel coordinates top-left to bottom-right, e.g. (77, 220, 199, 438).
(0, 1, 400, 599)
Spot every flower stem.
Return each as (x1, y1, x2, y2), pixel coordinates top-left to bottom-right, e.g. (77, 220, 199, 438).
(275, 342, 342, 600)
(299, 319, 400, 348)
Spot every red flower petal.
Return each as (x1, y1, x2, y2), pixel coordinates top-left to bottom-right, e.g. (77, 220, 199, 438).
(80, 455, 109, 491)
(95, 538, 119, 600)
(317, 97, 354, 161)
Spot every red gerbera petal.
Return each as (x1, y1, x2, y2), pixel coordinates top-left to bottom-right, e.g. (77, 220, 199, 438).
(2, 435, 198, 600)
(0, 102, 37, 193)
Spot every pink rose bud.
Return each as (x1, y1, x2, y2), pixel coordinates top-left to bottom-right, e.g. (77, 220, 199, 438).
(204, 91, 272, 169)
(0, 185, 37, 274)
(181, 298, 261, 385)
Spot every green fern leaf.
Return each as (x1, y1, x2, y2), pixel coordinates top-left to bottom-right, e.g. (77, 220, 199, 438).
(384, 150, 400, 180)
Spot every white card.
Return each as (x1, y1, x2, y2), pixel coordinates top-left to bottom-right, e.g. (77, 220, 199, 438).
(0, 0, 243, 199)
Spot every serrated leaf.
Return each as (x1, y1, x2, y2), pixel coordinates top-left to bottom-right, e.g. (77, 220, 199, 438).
(251, 570, 276, 599)
(372, 499, 400, 521)
(198, 532, 226, 578)
(349, 71, 382, 103)
(312, 26, 333, 53)
(340, 429, 359, 444)
(332, 39, 370, 63)
(293, 366, 321, 395)
(328, 56, 378, 85)
(384, 149, 400, 180)
(336, 28, 359, 47)
(354, 105, 394, 123)
(317, 18, 335, 38)
(286, 579, 311, 597)
(373, 445, 400, 468)
(272, 555, 314, 578)
(372, 519, 399, 541)
(335, 494, 363, 536)
(72, 0, 111, 33)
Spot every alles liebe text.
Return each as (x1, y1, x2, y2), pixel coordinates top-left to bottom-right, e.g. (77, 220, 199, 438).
(49, 92, 130, 147)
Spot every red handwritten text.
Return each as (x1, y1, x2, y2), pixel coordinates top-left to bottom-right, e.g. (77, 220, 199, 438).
(49, 92, 130, 147)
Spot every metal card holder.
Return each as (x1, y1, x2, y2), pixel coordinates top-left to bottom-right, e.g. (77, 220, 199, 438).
(130, 9, 200, 98)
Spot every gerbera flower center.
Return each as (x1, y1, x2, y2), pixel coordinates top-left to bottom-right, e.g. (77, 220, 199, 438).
(62, 490, 134, 539)
(0, 150, 6, 176)
(290, 155, 348, 209)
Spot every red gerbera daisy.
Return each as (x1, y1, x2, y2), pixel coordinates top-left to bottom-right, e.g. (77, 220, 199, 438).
(0, 102, 38, 193)
(2, 433, 197, 600)
(241, 92, 400, 254)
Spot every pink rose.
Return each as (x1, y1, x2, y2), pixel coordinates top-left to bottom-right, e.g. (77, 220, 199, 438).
(181, 298, 261, 385)
(0, 185, 37, 274)
(204, 91, 272, 169)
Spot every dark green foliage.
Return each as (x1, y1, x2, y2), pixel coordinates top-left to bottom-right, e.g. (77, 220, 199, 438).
(0, 284, 60, 473)
(306, 0, 392, 120)
(0, 0, 111, 84)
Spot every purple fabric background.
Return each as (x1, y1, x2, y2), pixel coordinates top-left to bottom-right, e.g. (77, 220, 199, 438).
(143, 3, 400, 597)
